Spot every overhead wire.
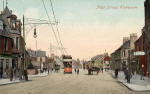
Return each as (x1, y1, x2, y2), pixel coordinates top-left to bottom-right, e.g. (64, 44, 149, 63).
(49, 0, 68, 55)
(41, 0, 64, 55)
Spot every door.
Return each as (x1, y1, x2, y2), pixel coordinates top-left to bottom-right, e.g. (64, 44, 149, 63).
(0, 59, 3, 78)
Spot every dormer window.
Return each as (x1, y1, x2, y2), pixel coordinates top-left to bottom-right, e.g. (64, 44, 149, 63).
(11, 20, 16, 29)
(0, 20, 3, 30)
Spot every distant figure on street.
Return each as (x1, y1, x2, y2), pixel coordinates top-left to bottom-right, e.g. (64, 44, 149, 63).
(140, 67, 144, 80)
(74, 68, 76, 73)
(96, 69, 100, 75)
(115, 69, 119, 78)
(126, 68, 132, 83)
(13, 67, 17, 80)
(101, 68, 103, 73)
(77, 69, 79, 75)
(0, 66, 2, 78)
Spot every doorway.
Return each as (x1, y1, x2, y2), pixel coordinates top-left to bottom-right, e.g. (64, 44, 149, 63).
(0, 59, 3, 78)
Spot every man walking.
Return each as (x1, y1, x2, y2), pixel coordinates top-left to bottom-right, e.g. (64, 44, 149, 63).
(126, 68, 132, 83)
(77, 69, 79, 75)
(115, 69, 119, 78)
(74, 68, 76, 73)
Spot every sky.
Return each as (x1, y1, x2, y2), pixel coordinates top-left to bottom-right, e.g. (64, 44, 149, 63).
(0, 0, 145, 60)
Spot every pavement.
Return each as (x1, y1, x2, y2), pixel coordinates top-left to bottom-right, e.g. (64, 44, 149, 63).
(0, 72, 49, 86)
(111, 71, 150, 91)
(0, 69, 150, 94)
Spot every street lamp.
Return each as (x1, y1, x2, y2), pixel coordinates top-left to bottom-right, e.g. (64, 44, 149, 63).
(33, 27, 37, 55)
(33, 28, 37, 38)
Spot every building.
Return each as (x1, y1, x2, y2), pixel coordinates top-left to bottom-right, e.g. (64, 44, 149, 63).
(1, 6, 26, 69)
(144, 0, 150, 77)
(0, 6, 30, 78)
(111, 33, 137, 71)
(0, 14, 13, 78)
(104, 56, 111, 70)
(28, 49, 47, 71)
(134, 33, 147, 75)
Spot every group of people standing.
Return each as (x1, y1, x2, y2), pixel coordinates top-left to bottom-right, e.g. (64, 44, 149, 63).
(115, 65, 145, 83)
(115, 67, 132, 83)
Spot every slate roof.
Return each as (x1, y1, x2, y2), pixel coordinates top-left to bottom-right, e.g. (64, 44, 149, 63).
(0, 15, 12, 38)
(115, 40, 130, 52)
(0, 6, 21, 37)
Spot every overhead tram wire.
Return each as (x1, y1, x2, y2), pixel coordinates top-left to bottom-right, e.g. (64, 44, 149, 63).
(49, 0, 67, 55)
(49, 0, 68, 55)
(41, 0, 64, 55)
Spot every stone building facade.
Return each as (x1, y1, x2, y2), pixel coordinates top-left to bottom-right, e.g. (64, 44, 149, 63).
(111, 33, 137, 71)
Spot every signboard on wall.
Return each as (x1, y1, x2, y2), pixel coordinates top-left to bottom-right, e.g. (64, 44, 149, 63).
(134, 51, 145, 56)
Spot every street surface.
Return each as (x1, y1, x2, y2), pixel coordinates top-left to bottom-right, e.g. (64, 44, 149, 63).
(0, 69, 150, 94)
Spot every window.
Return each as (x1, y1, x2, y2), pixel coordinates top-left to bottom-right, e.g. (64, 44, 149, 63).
(16, 37, 19, 50)
(6, 59, 9, 69)
(4, 38, 8, 51)
(0, 20, 3, 30)
(12, 37, 15, 48)
(11, 20, 16, 29)
(122, 50, 126, 57)
(12, 38, 14, 48)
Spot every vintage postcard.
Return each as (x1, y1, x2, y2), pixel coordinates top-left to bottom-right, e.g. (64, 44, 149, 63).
(0, 0, 150, 94)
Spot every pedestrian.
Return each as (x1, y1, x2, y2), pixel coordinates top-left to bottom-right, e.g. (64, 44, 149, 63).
(140, 68, 144, 80)
(74, 68, 76, 73)
(96, 69, 100, 75)
(9, 68, 13, 81)
(124, 68, 127, 80)
(126, 68, 132, 83)
(48, 65, 50, 74)
(101, 68, 103, 73)
(0, 67, 2, 78)
(24, 70, 28, 81)
(19, 69, 22, 80)
(77, 69, 79, 75)
(13, 67, 17, 80)
(115, 69, 118, 78)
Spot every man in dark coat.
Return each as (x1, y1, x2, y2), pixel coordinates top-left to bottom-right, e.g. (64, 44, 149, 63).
(140, 67, 144, 80)
(74, 68, 76, 73)
(115, 69, 119, 78)
(77, 69, 79, 75)
(126, 68, 132, 83)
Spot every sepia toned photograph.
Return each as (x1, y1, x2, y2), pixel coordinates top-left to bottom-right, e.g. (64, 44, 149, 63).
(0, 0, 150, 94)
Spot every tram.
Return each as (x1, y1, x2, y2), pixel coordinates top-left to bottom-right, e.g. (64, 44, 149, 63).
(62, 55, 72, 74)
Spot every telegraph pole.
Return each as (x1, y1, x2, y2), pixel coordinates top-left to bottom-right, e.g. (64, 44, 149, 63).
(23, 15, 26, 70)
(23, 15, 28, 81)
(6, 0, 8, 7)
(3, 0, 4, 10)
